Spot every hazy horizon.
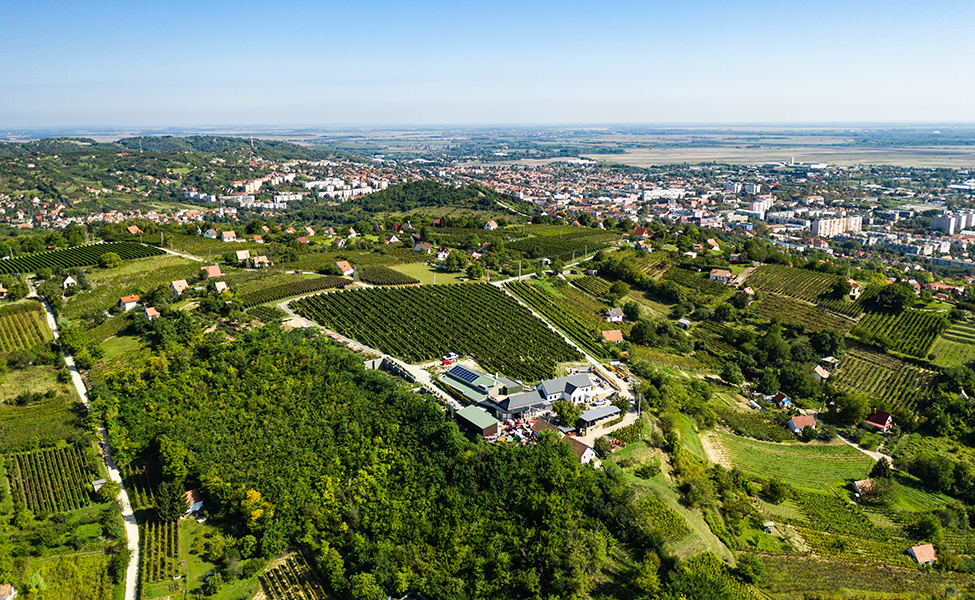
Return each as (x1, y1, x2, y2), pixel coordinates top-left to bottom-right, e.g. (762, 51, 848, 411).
(3, 0, 974, 128)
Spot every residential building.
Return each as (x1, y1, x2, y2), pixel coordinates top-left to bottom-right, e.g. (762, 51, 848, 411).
(908, 543, 937, 566)
(235, 250, 250, 262)
(220, 230, 237, 242)
(709, 269, 732, 283)
(335, 261, 354, 276)
(863, 409, 894, 433)
(484, 220, 498, 230)
(201, 265, 222, 279)
(787, 415, 816, 433)
(538, 374, 594, 404)
(601, 330, 623, 344)
(603, 307, 624, 322)
(811, 216, 862, 238)
(119, 295, 140, 311)
(171, 279, 189, 296)
(61, 274, 77, 289)
(812, 365, 831, 382)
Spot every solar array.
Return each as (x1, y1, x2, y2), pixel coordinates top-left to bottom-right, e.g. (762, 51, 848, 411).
(448, 365, 481, 384)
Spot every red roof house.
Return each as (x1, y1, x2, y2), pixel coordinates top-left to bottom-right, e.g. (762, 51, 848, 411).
(863, 409, 893, 433)
(787, 415, 816, 433)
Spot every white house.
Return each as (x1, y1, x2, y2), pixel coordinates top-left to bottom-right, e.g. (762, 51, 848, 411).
(185, 489, 204, 515)
(203, 228, 219, 239)
(220, 230, 237, 243)
(567, 437, 599, 465)
(61, 275, 77, 290)
(709, 268, 732, 283)
(787, 415, 816, 433)
(119, 295, 140, 312)
(538, 373, 594, 404)
(0, 583, 17, 600)
(484, 220, 498, 230)
(171, 279, 189, 296)
(603, 307, 625, 322)
(335, 261, 354, 276)
(235, 249, 251, 262)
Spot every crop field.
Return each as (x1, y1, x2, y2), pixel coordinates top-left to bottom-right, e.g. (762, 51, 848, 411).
(258, 553, 328, 600)
(661, 267, 730, 296)
(507, 234, 610, 260)
(691, 321, 738, 356)
(834, 347, 936, 412)
(507, 280, 609, 358)
(292, 283, 582, 381)
(0, 383, 84, 451)
(0, 300, 52, 352)
(0, 241, 164, 274)
(358, 265, 420, 286)
(713, 433, 873, 491)
(745, 265, 863, 316)
(6, 445, 95, 513)
(751, 294, 855, 333)
(121, 459, 159, 511)
(852, 309, 949, 357)
(570, 275, 611, 297)
(639, 496, 691, 542)
(757, 553, 971, 598)
(929, 321, 975, 367)
(630, 347, 709, 371)
(141, 519, 180, 582)
(238, 275, 349, 308)
(22, 552, 115, 600)
(247, 306, 287, 323)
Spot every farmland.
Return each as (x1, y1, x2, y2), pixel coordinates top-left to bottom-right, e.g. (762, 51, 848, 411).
(506, 232, 611, 260)
(751, 293, 855, 333)
(238, 275, 349, 308)
(834, 346, 936, 412)
(712, 433, 873, 491)
(852, 309, 949, 357)
(0, 241, 164, 274)
(358, 265, 420, 286)
(571, 275, 610, 297)
(929, 321, 975, 367)
(661, 266, 731, 296)
(506, 279, 609, 358)
(258, 553, 328, 600)
(0, 380, 84, 451)
(21, 552, 116, 600)
(141, 519, 180, 582)
(6, 445, 96, 514)
(292, 283, 582, 381)
(745, 265, 862, 316)
(0, 300, 52, 352)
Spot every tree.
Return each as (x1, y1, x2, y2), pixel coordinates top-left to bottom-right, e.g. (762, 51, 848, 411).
(761, 476, 790, 504)
(870, 457, 893, 479)
(721, 362, 744, 385)
(713, 303, 736, 323)
(834, 391, 871, 425)
(593, 436, 612, 458)
(444, 251, 466, 272)
(909, 513, 944, 543)
(735, 554, 765, 584)
(97, 480, 122, 503)
(465, 262, 485, 280)
(155, 480, 188, 522)
(622, 301, 641, 322)
(873, 282, 915, 312)
(609, 281, 630, 298)
(831, 277, 852, 299)
(628, 320, 657, 346)
(552, 399, 583, 428)
(99, 252, 122, 269)
(159, 435, 189, 482)
(611, 394, 630, 415)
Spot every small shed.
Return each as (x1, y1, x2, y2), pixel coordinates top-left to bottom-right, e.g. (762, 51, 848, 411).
(91, 478, 107, 493)
(185, 489, 204, 515)
(455, 405, 500, 437)
(0, 583, 17, 600)
(908, 543, 937, 566)
(578, 405, 622, 435)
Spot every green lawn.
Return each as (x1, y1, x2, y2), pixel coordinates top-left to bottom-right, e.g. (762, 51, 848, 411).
(714, 432, 873, 491)
(390, 262, 468, 285)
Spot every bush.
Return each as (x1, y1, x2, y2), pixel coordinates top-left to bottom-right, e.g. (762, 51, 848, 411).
(635, 457, 662, 479)
(735, 554, 765, 583)
(761, 476, 791, 504)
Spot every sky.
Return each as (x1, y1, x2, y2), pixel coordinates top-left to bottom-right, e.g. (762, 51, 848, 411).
(1, 0, 973, 127)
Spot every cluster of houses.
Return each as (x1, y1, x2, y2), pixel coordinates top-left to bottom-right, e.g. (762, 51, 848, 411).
(441, 364, 622, 464)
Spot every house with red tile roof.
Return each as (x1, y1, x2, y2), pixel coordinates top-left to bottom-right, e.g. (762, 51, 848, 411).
(119, 295, 140, 311)
(908, 543, 937, 566)
(863, 409, 893, 433)
(201, 265, 222, 279)
(787, 415, 816, 433)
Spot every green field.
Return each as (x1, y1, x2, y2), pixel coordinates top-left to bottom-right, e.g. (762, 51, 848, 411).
(0, 368, 84, 450)
(389, 262, 468, 284)
(834, 346, 936, 412)
(852, 309, 950, 358)
(745, 265, 863, 317)
(751, 293, 856, 333)
(20, 552, 116, 600)
(714, 433, 873, 491)
(929, 321, 975, 367)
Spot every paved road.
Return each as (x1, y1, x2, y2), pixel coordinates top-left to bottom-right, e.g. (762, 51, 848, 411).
(29, 283, 140, 600)
(160, 246, 204, 262)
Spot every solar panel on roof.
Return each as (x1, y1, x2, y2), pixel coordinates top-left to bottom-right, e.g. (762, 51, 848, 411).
(448, 365, 480, 384)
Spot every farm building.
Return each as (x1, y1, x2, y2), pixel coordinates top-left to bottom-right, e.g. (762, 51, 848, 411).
(566, 437, 599, 465)
(119, 295, 140, 312)
(185, 489, 204, 515)
(144, 306, 160, 320)
(538, 374, 594, 404)
(849, 279, 863, 299)
(812, 365, 831, 382)
(863, 409, 894, 433)
(440, 365, 521, 403)
(335, 261, 354, 276)
(484, 220, 498, 230)
(171, 279, 189, 296)
(787, 415, 816, 433)
(201, 265, 222, 279)
(601, 330, 623, 344)
(220, 230, 237, 242)
(303, 226, 316, 237)
(297, 236, 310, 245)
(0, 284, 6, 298)
(214, 282, 229, 294)
(578, 405, 621, 435)
(908, 543, 937, 566)
(203, 228, 219, 239)
(709, 269, 732, 283)
(253, 255, 270, 268)
(454, 405, 499, 437)
(253, 235, 264, 243)
(61, 275, 77, 289)
(91, 478, 107, 493)
(414, 242, 433, 254)
(127, 225, 143, 235)
(385, 235, 400, 244)
(480, 391, 548, 421)
(603, 307, 625, 322)
(851, 479, 875, 497)
(235, 249, 251, 262)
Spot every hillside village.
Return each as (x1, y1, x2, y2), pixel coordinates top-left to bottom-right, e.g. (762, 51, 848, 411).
(0, 136, 975, 599)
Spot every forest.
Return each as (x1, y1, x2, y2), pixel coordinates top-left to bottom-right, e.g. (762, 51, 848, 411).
(89, 325, 754, 599)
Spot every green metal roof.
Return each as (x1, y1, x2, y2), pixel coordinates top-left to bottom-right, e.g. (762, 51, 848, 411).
(456, 405, 499, 431)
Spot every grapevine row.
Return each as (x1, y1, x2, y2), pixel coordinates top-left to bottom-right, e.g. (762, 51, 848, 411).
(0, 242, 163, 274)
(6, 445, 93, 513)
(506, 280, 608, 358)
(238, 276, 349, 308)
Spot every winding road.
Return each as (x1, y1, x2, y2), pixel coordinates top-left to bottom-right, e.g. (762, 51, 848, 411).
(29, 283, 140, 600)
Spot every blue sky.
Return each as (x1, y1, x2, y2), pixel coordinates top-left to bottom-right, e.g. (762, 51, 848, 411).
(1, 0, 973, 126)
